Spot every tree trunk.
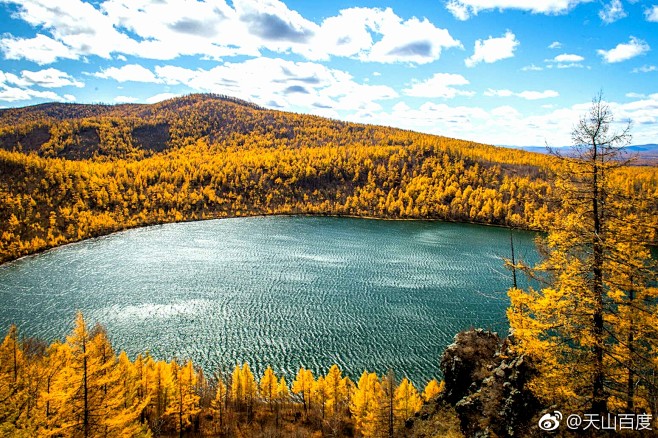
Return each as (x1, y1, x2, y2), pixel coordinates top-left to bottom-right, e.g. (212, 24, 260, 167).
(627, 285, 635, 413)
(591, 144, 606, 415)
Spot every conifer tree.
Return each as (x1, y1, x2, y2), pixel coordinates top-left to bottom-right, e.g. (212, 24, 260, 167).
(313, 375, 329, 420)
(325, 364, 347, 417)
(394, 378, 422, 427)
(0, 326, 23, 424)
(45, 313, 148, 436)
(211, 371, 228, 434)
(350, 371, 384, 437)
(422, 379, 443, 402)
(166, 359, 200, 436)
(260, 366, 279, 411)
(291, 367, 315, 415)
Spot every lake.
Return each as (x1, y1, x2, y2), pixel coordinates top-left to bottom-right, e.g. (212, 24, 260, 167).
(0, 216, 539, 385)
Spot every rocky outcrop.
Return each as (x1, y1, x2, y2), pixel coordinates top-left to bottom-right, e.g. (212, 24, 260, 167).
(440, 330, 540, 437)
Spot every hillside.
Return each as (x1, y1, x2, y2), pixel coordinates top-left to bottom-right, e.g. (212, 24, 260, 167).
(1, 93, 656, 264)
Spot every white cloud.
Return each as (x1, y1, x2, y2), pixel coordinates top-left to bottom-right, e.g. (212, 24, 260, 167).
(0, 85, 70, 102)
(153, 66, 200, 86)
(403, 73, 474, 99)
(94, 64, 160, 83)
(445, 0, 591, 20)
(358, 94, 658, 147)
(311, 8, 373, 59)
(546, 53, 585, 69)
(645, 5, 658, 22)
(19, 68, 84, 88)
(445, 1, 470, 20)
(362, 9, 461, 64)
(522, 64, 543, 71)
(491, 105, 521, 118)
(484, 89, 514, 97)
(0, 68, 84, 88)
(517, 90, 559, 100)
(0, 34, 78, 64)
(0, 1, 460, 66)
(633, 65, 657, 73)
(599, 0, 626, 23)
(598, 37, 650, 63)
(131, 58, 397, 115)
(114, 95, 139, 103)
(145, 93, 180, 104)
(465, 31, 519, 67)
(553, 53, 584, 63)
(548, 41, 562, 49)
(484, 89, 559, 99)
(306, 7, 461, 64)
(4, 0, 137, 60)
(0, 68, 82, 102)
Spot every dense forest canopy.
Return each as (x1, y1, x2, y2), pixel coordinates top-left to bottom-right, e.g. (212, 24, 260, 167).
(0, 313, 448, 437)
(1, 93, 655, 265)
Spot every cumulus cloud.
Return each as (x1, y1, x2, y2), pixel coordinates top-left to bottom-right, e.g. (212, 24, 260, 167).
(545, 53, 585, 68)
(0, 34, 78, 64)
(465, 31, 519, 67)
(445, 0, 589, 20)
(0, 82, 75, 102)
(598, 37, 650, 63)
(599, 0, 626, 24)
(3, 0, 137, 60)
(0, 67, 81, 103)
(645, 6, 658, 22)
(241, 11, 314, 43)
(553, 53, 584, 63)
(367, 16, 460, 64)
(114, 95, 139, 103)
(103, 58, 397, 115)
(517, 90, 560, 100)
(403, 73, 474, 99)
(20, 68, 84, 88)
(357, 94, 658, 147)
(0, 0, 460, 66)
(145, 93, 180, 104)
(307, 7, 461, 64)
(0, 68, 83, 88)
(548, 41, 562, 49)
(484, 89, 559, 100)
(94, 64, 161, 83)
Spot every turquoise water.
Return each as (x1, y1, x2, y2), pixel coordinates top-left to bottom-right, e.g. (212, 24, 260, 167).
(0, 217, 539, 385)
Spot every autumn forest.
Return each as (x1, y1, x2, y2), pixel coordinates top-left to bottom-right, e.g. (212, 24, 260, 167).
(1, 93, 658, 436)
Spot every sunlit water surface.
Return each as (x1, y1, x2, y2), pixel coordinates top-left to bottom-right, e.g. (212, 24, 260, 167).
(0, 217, 539, 385)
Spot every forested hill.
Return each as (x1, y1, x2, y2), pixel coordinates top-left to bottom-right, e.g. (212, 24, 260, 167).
(0, 93, 545, 164)
(1, 93, 656, 263)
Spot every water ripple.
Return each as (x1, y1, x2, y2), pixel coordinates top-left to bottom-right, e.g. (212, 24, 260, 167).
(0, 217, 539, 386)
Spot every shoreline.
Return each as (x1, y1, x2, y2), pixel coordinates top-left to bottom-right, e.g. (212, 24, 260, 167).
(1, 212, 542, 266)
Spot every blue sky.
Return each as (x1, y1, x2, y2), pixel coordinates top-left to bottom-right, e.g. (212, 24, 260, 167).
(0, 0, 657, 146)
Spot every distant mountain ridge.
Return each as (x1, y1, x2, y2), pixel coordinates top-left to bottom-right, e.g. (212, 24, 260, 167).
(511, 144, 658, 165)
